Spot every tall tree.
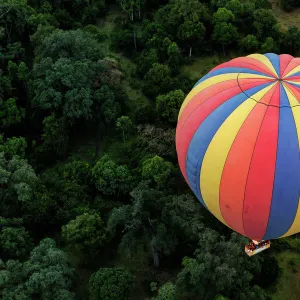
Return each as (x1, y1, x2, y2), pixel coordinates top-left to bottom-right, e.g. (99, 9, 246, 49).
(141, 155, 174, 188)
(152, 282, 177, 300)
(0, 238, 74, 299)
(92, 155, 134, 197)
(178, 20, 206, 57)
(212, 22, 239, 56)
(108, 181, 203, 267)
(177, 229, 265, 300)
(156, 89, 184, 124)
(62, 212, 107, 251)
(89, 267, 135, 300)
(253, 9, 278, 40)
(0, 226, 32, 259)
(116, 116, 133, 143)
(0, 152, 38, 217)
(144, 63, 172, 97)
(0, 0, 33, 43)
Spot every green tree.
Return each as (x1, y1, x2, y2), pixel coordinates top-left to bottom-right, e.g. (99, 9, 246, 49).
(156, 89, 184, 124)
(0, 98, 25, 128)
(212, 22, 239, 56)
(254, 0, 272, 9)
(136, 125, 176, 158)
(142, 155, 174, 188)
(92, 155, 134, 197)
(94, 85, 120, 153)
(177, 229, 264, 300)
(281, 26, 300, 55)
(144, 63, 172, 97)
(213, 8, 235, 24)
(0, 226, 32, 259)
(167, 42, 181, 74)
(27, 12, 58, 31)
(35, 29, 103, 61)
(71, 0, 105, 23)
(116, 116, 133, 143)
(0, 0, 33, 43)
(253, 9, 277, 40)
(178, 21, 206, 57)
(242, 1, 255, 16)
(260, 37, 278, 53)
(89, 267, 135, 300)
(0, 153, 38, 217)
(225, 0, 243, 17)
(240, 34, 259, 53)
(30, 24, 56, 46)
(17, 62, 28, 81)
(136, 48, 159, 77)
(32, 57, 103, 120)
(214, 295, 230, 300)
(153, 282, 177, 300)
(38, 115, 69, 158)
(62, 212, 107, 251)
(0, 136, 27, 158)
(118, 0, 143, 21)
(0, 238, 74, 299)
(157, 0, 210, 40)
(108, 182, 203, 267)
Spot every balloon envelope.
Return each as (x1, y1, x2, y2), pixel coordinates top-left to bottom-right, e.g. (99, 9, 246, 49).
(176, 53, 300, 241)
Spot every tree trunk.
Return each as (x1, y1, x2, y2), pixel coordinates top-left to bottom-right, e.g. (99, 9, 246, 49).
(189, 46, 192, 57)
(138, 3, 141, 19)
(222, 44, 226, 57)
(96, 123, 101, 156)
(122, 129, 125, 143)
(151, 244, 160, 268)
(131, 8, 134, 21)
(133, 31, 137, 50)
(5, 22, 11, 43)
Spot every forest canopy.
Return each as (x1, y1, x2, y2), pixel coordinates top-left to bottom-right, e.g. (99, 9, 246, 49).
(0, 0, 298, 299)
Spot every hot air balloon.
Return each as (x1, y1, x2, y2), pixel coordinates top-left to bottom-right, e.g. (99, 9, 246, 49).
(176, 53, 300, 256)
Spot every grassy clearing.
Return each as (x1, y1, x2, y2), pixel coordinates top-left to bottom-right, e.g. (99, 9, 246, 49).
(97, 4, 150, 117)
(180, 55, 220, 82)
(269, 0, 300, 30)
(271, 251, 300, 300)
(180, 52, 239, 82)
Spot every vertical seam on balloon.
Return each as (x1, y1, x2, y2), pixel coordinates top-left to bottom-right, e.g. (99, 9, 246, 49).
(277, 85, 300, 237)
(206, 82, 274, 228)
(218, 106, 258, 234)
(260, 87, 281, 240)
(241, 85, 278, 240)
(217, 74, 258, 233)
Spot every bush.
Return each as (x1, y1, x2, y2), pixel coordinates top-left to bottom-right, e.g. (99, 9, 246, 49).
(254, 255, 279, 288)
(280, 0, 297, 11)
(288, 258, 297, 273)
(89, 267, 135, 300)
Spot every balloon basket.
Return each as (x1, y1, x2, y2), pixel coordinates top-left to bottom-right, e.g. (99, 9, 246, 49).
(245, 240, 271, 257)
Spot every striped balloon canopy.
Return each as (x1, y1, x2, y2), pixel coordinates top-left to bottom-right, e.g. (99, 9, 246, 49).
(176, 53, 300, 241)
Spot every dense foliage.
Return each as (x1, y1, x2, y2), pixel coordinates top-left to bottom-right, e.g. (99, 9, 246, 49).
(0, 0, 294, 298)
